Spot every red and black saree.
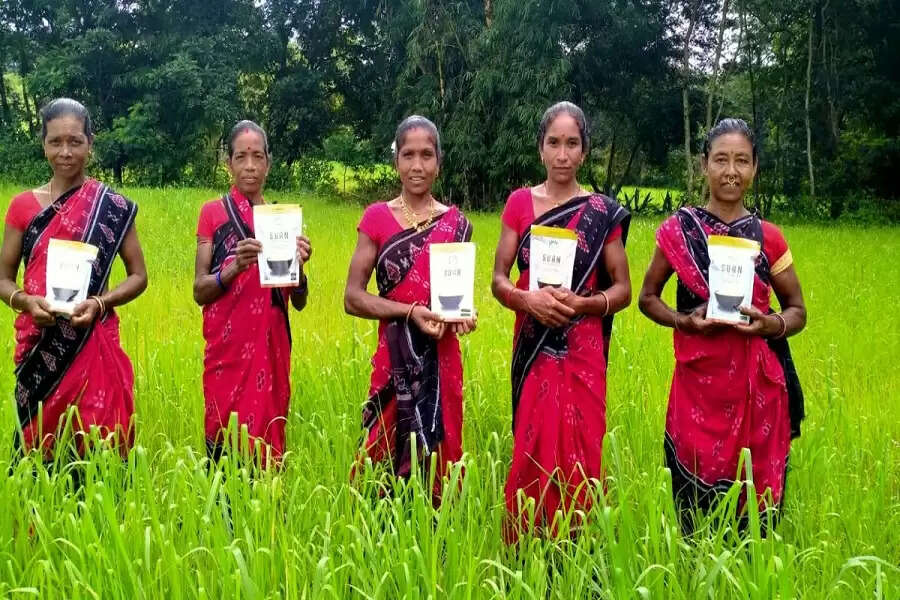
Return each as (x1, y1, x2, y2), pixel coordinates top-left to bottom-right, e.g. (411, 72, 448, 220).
(504, 194, 630, 542)
(200, 188, 294, 463)
(357, 207, 472, 498)
(12, 179, 137, 455)
(656, 207, 804, 525)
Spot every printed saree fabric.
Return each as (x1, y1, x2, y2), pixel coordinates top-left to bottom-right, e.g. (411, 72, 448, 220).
(504, 194, 630, 541)
(201, 187, 293, 461)
(13, 179, 137, 454)
(656, 207, 803, 511)
(359, 207, 472, 487)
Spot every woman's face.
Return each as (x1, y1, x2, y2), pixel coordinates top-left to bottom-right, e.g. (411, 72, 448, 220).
(540, 114, 585, 185)
(227, 130, 270, 197)
(43, 115, 92, 180)
(395, 128, 439, 198)
(703, 132, 757, 204)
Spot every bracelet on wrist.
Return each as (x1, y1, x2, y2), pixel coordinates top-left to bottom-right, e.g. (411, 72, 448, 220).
(771, 312, 787, 338)
(8, 289, 25, 314)
(215, 270, 228, 292)
(405, 301, 420, 322)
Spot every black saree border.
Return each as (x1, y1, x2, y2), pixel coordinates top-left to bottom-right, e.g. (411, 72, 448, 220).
(509, 194, 630, 425)
(14, 183, 137, 429)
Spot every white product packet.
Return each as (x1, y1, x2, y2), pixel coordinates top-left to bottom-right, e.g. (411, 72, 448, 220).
(45, 239, 99, 316)
(254, 204, 303, 288)
(429, 242, 476, 322)
(529, 225, 578, 291)
(706, 235, 760, 324)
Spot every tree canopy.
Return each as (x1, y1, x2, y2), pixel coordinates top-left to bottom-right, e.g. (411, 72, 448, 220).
(1, 0, 897, 218)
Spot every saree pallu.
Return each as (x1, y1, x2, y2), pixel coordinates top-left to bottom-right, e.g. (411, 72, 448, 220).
(656, 207, 803, 517)
(202, 190, 292, 461)
(358, 207, 472, 496)
(13, 179, 137, 455)
(504, 194, 630, 542)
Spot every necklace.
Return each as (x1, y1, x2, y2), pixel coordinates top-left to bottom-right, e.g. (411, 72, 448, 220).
(47, 181, 72, 215)
(399, 193, 437, 232)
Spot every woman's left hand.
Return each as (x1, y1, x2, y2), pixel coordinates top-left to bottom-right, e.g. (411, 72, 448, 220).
(547, 287, 583, 315)
(451, 314, 478, 336)
(734, 305, 781, 337)
(70, 298, 101, 328)
(297, 236, 312, 266)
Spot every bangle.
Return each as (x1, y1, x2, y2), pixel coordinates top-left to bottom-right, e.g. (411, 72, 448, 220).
(673, 312, 681, 331)
(9, 289, 25, 314)
(90, 295, 106, 317)
(598, 290, 610, 317)
(405, 301, 420, 322)
(215, 270, 228, 292)
(771, 313, 787, 338)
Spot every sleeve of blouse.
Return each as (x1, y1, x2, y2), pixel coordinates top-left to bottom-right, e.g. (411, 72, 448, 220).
(604, 224, 622, 246)
(500, 189, 527, 232)
(4, 193, 36, 231)
(764, 222, 793, 276)
(196, 202, 215, 239)
(357, 204, 382, 246)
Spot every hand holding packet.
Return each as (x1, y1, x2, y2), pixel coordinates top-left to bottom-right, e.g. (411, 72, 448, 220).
(706, 235, 760, 324)
(45, 239, 98, 316)
(254, 204, 303, 288)
(529, 225, 577, 291)
(430, 242, 475, 322)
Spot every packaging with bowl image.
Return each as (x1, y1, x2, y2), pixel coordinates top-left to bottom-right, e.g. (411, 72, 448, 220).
(254, 204, 303, 288)
(706, 235, 760, 324)
(430, 242, 475, 322)
(45, 239, 99, 316)
(529, 225, 577, 291)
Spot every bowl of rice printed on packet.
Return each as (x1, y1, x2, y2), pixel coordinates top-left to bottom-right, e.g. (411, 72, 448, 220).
(529, 225, 577, 291)
(430, 242, 476, 322)
(46, 239, 99, 316)
(706, 235, 760, 324)
(254, 204, 303, 288)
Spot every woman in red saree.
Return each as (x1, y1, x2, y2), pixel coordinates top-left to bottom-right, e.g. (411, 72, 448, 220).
(638, 119, 807, 534)
(344, 116, 475, 500)
(492, 102, 631, 542)
(194, 121, 312, 466)
(0, 98, 147, 457)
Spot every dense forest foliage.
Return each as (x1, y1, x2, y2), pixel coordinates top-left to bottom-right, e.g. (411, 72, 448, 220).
(1, 1, 898, 218)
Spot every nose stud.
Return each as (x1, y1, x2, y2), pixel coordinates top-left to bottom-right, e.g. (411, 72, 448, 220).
(727, 175, 738, 186)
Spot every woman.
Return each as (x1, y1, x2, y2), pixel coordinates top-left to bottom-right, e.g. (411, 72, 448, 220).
(344, 116, 476, 500)
(492, 102, 631, 541)
(638, 118, 806, 534)
(194, 120, 312, 465)
(0, 98, 147, 457)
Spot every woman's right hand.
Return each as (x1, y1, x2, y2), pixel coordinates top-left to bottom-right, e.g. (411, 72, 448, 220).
(523, 287, 576, 328)
(233, 239, 263, 273)
(675, 304, 730, 336)
(410, 305, 446, 339)
(25, 295, 56, 327)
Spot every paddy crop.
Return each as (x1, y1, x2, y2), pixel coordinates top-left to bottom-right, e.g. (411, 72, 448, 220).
(0, 182, 897, 598)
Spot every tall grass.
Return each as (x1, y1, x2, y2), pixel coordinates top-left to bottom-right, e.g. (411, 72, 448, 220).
(0, 182, 897, 598)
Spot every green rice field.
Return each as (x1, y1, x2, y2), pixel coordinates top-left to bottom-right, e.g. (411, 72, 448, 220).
(0, 182, 897, 598)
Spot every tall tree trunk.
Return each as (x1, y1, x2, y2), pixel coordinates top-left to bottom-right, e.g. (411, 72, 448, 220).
(0, 70, 9, 125)
(805, 4, 816, 201)
(604, 130, 617, 196)
(613, 141, 641, 199)
(681, 1, 700, 203)
(701, 0, 731, 203)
